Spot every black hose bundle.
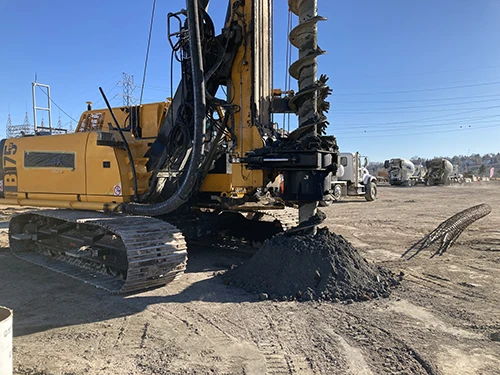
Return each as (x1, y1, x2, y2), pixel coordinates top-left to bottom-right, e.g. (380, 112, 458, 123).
(123, 0, 206, 216)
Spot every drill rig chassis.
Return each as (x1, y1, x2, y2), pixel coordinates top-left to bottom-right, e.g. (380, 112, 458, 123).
(3, 0, 337, 294)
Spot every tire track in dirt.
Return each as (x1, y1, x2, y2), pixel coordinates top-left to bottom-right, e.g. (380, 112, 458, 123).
(244, 303, 348, 375)
(265, 305, 323, 375)
(316, 305, 438, 375)
(179, 303, 295, 375)
(406, 272, 485, 300)
(149, 303, 265, 374)
(176, 302, 336, 374)
(323, 331, 373, 375)
(255, 305, 300, 375)
(113, 316, 130, 347)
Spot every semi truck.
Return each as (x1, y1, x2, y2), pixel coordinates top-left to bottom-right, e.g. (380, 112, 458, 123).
(322, 152, 377, 204)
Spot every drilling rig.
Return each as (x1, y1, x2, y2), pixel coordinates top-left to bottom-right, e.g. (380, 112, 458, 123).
(1, 0, 337, 293)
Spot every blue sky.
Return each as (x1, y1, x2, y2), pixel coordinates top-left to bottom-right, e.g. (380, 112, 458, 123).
(1, 0, 499, 162)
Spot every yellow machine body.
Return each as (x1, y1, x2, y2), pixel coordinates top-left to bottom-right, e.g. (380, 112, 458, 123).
(1, 132, 132, 209)
(0, 0, 273, 209)
(0, 102, 173, 210)
(75, 101, 169, 138)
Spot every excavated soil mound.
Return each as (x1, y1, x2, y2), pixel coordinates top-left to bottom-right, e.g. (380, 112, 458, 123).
(225, 227, 400, 302)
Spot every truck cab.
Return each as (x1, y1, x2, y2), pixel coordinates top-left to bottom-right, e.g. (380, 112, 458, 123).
(323, 152, 377, 204)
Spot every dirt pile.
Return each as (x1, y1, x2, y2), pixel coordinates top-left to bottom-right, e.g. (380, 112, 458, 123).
(225, 227, 400, 302)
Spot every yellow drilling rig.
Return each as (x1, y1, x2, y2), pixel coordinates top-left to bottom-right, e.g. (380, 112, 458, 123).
(1, 0, 338, 293)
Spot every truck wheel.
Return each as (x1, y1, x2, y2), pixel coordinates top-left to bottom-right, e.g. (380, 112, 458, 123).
(319, 194, 334, 207)
(332, 184, 343, 201)
(365, 181, 377, 201)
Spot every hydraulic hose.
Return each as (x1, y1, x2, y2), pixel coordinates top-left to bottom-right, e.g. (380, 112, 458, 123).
(123, 0, 206, 215)
(99, 87, 139, 202)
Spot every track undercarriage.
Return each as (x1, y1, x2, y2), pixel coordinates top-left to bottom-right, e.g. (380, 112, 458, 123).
(8, 207, 300, 293)
(9, 210, 188, 294)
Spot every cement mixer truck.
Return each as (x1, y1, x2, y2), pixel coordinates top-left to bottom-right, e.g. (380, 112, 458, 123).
(384, 158, 418, 186)
(425, 158, 453, 185)
(449, 164, 464, 184)
(412, 163, 427, 184)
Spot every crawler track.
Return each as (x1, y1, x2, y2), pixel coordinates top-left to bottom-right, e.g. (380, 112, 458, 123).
(193, 207, 300, 252)
(9, 210, 187, 294)
(257, 207, 299, 232)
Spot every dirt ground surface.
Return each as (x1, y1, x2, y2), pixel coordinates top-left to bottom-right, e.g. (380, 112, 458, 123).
(1, 183, 499, 375)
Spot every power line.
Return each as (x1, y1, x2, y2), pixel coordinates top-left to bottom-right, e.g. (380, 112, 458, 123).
(333, 80, 500, 96)
(334, 117, 500, 134)
(333, 93, 500, 104)
(337, 123, 500, 139)
(343, 64, 500, 81)
(332, 114, 500, 131)
(143, 85, 172, 92)
(70, 73, 122, 100)
(92, 81, 120, 107)
(330, 105, 500, 127)
(331, 104, 500, 115)
(37, 86, 79, 123)
(330, 98, 500, 112)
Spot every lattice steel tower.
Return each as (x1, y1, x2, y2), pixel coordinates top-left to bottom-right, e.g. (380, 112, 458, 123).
(121, 72, 136, 106)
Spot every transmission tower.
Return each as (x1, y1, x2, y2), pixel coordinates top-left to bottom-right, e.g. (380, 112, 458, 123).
(121, 72, 137, 106)
(23, 112, 30, 127)
(6, 113, 13, 137)
(55, 114, 65, 134)
(22, 112, 32, 135)
(6, 112, 33, 138)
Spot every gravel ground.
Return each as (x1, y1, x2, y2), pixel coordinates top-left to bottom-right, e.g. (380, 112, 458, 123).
(0, 182, 499, 375)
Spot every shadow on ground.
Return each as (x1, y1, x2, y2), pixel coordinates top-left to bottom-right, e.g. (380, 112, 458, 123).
(0, 245, 256, 337)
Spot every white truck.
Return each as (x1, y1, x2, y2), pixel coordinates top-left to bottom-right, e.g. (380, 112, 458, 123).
(449, 164, 464, 184)
(425, 158, 453, 185)
(412, 163, 427, 184)
(322, 152, 377, 204)
(384, 158, 419, 186)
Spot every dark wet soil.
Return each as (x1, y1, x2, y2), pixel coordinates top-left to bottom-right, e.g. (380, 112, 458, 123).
(226, 227, 401, 302)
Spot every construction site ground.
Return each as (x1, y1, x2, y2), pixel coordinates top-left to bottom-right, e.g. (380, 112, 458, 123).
(1, 183, 499, 375)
